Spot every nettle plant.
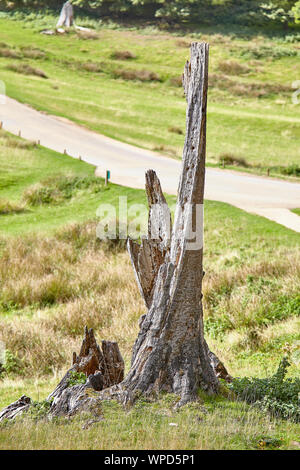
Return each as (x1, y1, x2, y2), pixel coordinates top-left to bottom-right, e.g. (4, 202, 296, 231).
(228, 357, 300, 422)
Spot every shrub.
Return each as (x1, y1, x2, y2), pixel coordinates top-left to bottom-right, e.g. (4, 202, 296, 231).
(219, 153, 249, 168)
(21, 47, 46, 59)
(113, 68, 160, 82)
(229, 357, 300, 422)
(80, 61, 102, 73)
(0, 47, 21, 59)
(6, 63, 48, 78)
(241, 46, 298, 60)
(218, 60, 250, 76)
(0, 349, 24, 376)
(28, 399, 52, 420)
(0, 199, 25, 215)
(280, 164, 300, 177)
(23, 175, 104, 206)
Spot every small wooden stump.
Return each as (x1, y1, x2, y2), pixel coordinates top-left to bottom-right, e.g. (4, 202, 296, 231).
(0, 327, 124, 421)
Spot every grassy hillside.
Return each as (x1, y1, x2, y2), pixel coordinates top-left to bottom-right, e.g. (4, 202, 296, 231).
(0, 130, 299, 449)
(0, 11, 299, 178)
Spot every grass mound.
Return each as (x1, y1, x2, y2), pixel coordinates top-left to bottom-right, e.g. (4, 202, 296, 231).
(111, 50, 137, 60)
(22, 175, 105, 206)
(113, 68, 161, 82)
(0, 199, 25, 215)
(6, 63, 48, 78)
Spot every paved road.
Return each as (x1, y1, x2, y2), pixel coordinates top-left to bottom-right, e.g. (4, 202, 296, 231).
(1, 97, 300, 232)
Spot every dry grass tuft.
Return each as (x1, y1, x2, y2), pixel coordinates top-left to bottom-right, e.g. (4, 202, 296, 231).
(218, 60, 251, 76)
(113, 68, 160, 82)
(168, 126, 183, 135)
(76, 30, 100, 40)
(169, 75, 183, 87)
(0, 221, 143, 375)
(21, 47, 46, 60)
(209, 73, 291, 97)
(0, 47, 21, 59)
(219, 153, 249, 167)
(6, 63, 48, 79)
(0, 199, 25, 215)
(0, 131, 37, 149)
(175, 39, 191, 48)
(80, 62, 103, 73)
(111, 50, 137, 60)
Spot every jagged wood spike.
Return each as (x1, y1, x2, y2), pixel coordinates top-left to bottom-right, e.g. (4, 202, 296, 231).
(127, 170, 172, 309)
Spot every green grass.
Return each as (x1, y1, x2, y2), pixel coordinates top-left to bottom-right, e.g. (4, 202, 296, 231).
(292, 208, 300, 217)
(0, 14, 300, 448)
(0, 129, 153, 236)
(0, 11, 299, 176)
(0, 389, 300, 450)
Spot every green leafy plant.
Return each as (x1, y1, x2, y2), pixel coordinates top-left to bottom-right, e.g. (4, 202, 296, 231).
(28, 399, 53, 420)
(0, 349, 23, 376)
(229, 357, 300, 422)
(67, 371, 87, 387)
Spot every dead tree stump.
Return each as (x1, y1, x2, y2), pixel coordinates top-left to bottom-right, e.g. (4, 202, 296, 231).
(0, 327, 124, 421)
(57, 1, 74, 28)
(123, 43, 226, 405)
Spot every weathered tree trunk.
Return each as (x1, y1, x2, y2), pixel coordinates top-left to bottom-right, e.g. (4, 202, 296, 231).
(124, 43, 221, 405)
(57, 1, 74, 28)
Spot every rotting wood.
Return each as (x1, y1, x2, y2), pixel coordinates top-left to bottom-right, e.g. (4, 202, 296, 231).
(0, 327, 124, 421)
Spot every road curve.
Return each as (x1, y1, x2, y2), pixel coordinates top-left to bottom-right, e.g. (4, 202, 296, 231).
(1, 97, 300, 232)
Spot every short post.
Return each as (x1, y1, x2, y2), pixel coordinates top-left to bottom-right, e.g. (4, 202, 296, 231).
(267, 168, 270, 177)
(105, 170, 110, 186)
(18, 130, 21, 137)
(64, 149, 67, 155)
(79, 155, 82, 161)
(0, 121, 3, 129)
(37, 139, 40, 146)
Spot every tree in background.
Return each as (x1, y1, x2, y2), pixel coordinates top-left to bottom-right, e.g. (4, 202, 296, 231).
(261, 1, 298, 26)
(0, 0, 300, 27)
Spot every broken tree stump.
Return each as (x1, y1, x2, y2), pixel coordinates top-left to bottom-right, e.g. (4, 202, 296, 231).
(123, 43, 224, 405)
(0, 327, 124, 421)
(57, 1, 74, 28)
(0, 395, 31, 422)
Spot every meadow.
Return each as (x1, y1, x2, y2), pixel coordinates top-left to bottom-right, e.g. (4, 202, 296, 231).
(0, 10, 299, 450)
(0, 10, 299, 178)
(0, 128, 299, 449)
